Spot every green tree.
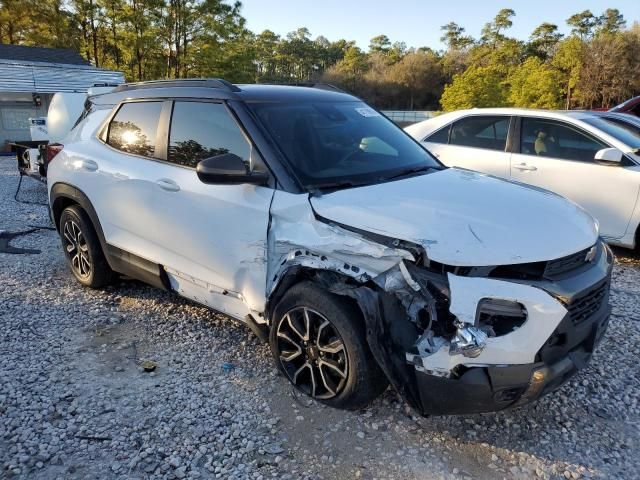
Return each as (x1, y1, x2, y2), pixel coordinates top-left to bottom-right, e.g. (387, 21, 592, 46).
(323, 46, 368, 92)
(440, 65, 508, 110)
(481, 8, 515, 48)
(567, 10, 597, 39)
(528, 22, 563, 60)
(552, 36, 585, 108)
(507, 57, 562, 108)
(596, 8, 626, 35)
(369, 34, 391, 53)
(440, 22, 473, 50)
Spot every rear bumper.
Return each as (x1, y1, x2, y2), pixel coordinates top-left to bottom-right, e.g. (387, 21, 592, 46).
(413, 301, 610, 415)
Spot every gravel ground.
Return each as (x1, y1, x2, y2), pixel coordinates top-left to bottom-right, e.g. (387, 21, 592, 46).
(0, 156, 638, 480)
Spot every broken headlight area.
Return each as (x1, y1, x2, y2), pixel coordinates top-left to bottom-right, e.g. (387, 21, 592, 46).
(475, 298, 527, 337)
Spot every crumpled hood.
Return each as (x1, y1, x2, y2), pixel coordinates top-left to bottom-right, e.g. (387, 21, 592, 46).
(310, 168, 598, 266)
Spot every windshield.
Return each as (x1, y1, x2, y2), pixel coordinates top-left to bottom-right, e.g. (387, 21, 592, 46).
(582, 116, 640, 149)
(248, 101, 441, 189)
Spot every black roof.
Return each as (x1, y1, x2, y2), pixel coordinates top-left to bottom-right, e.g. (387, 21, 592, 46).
(96, 78, 357, 105)
(0, 44, 90, 66)
(236, 84, 356, 102)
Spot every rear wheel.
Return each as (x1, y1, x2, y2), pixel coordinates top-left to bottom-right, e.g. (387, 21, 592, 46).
(59, 205, 113, 288)
(270, 281, 388, 410)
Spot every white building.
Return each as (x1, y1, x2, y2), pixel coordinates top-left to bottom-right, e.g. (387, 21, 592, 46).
(0, 44, 124, 151)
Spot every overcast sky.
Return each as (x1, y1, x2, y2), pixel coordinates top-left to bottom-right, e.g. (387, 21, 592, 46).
(239, 0, 640, 50)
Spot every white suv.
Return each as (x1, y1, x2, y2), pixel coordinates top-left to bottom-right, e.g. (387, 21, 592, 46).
(48, 80, 613, 415)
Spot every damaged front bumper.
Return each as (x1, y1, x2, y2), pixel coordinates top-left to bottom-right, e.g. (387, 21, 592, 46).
(338, 241, 613, 416)
(405, 242, 613, 415)
(412, 301, 610, 415)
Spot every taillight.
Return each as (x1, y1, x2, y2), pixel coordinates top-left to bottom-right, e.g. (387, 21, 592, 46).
(46, 143, 64, 164)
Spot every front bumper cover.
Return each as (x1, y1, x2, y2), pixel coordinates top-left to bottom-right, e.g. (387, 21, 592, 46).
(410, 243, 613, 415)
(413, 300, 610, 415)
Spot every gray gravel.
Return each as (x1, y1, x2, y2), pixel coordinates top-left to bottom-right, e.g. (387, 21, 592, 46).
(0, 157, 638, 480)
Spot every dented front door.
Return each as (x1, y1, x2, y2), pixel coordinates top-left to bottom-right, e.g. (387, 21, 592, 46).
(149, 100, 274, 318)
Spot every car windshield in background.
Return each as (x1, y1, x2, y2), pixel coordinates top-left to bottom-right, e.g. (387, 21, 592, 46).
(582, 116, 640, 150)
(248, 101, 440, 189)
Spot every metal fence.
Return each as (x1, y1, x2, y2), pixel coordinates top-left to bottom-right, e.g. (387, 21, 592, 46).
(381, 110, 437, 125)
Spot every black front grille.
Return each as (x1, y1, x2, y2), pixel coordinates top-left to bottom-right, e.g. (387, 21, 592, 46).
(545, 246, 592, 278)
(567, 279, 609, 325)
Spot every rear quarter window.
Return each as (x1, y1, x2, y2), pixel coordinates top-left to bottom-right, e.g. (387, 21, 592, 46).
(107, 102, 163, 158)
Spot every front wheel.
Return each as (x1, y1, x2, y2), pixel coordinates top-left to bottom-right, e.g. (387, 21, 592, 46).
(270, 281, 388, 410)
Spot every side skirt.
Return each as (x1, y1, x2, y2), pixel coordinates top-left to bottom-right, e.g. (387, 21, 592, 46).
(104, 243, 170, 291)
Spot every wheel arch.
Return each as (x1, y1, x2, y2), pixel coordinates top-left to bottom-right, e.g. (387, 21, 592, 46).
(50, 182, 111, 266)
(50, 182, 170, 290)
(265, 265, 364, 326)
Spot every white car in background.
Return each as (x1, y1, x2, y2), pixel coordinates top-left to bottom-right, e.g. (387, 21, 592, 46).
(406, 109, 640, 249)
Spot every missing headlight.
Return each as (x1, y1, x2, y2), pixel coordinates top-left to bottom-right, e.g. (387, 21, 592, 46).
(475, 298, 527, 336)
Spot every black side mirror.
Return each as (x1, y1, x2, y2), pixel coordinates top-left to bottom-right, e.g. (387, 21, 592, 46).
(196, 153, 269, 185)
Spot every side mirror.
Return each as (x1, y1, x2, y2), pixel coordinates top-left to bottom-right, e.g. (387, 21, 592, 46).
(196, 153, 269, 185)
(594, 148, 623, 165)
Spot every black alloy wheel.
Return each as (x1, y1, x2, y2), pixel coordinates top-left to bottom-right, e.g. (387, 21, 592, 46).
(275, 306, 349, 399)
(62, 219, 92, 279)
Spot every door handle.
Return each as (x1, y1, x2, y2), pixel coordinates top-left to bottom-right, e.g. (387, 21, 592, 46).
(78, 159, 98, 172)
(513, 163, 537, 171)
(156, 178, 180, 192)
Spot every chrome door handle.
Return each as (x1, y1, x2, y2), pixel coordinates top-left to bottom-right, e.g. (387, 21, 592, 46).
(156, 178, 180, 192)
(513, 163, 537, 171)
(79, 159, 98, 172)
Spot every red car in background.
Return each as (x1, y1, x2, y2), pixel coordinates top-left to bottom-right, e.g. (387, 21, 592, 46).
(609, 96, 640, 117)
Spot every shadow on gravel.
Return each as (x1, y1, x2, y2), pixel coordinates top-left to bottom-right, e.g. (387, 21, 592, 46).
(0, 228, 47, 254)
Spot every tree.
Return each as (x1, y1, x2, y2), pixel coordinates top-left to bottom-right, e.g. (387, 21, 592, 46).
(596, 8, 626, 35)
(369, 34, 391, 53)
(507, 57, 562, 108)
(440, 65, 508, 110)
(481, 8, 515, 48)
(567, 10, 597, 39)
(440, 22, 473, 50)
(528, 23, 563, 60)
(322, 46, 368, 92)
(389, 51, 443, 109)
(576, 33, 636, 108)
(552, 36, 585, 108)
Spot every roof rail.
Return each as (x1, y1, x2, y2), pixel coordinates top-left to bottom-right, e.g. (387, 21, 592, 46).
(276, 82, 345, 93)
(112, 78, 241, 93)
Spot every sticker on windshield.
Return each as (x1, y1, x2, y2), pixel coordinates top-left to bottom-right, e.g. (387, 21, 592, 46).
(355, 107, 380, 118)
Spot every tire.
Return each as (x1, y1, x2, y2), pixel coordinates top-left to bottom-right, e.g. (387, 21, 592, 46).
(270, 281, 388, 410)
(59, 205, 114, 288)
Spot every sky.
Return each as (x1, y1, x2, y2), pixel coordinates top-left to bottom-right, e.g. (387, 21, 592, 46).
(239, 0, 640, 50)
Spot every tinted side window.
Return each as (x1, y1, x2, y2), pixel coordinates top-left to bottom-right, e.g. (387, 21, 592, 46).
(521, 118, 606, 162)
(168, 102, 250, 168)
(425, 125, 450, 144)
(449, 116, 509, 151)
(107, 102, 162, 157)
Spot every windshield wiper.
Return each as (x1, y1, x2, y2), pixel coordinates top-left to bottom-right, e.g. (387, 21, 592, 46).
(308, 180, 365, 195)
(385, 165, 438, 181)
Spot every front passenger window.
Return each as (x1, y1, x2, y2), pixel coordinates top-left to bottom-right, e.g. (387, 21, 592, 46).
(168, 101, 250, 168)
(520, 118, 606, 162)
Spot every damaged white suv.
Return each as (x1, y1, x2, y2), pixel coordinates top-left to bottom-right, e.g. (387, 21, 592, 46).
(47, 79, 613, 415)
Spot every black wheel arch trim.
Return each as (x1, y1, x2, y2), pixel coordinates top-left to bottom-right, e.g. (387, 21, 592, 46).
(50, 182, 170, 290)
